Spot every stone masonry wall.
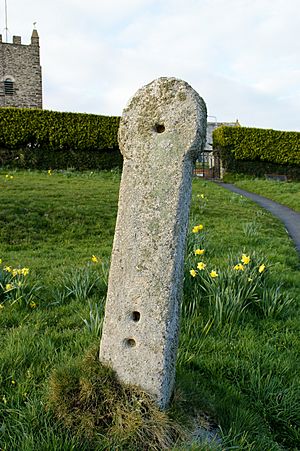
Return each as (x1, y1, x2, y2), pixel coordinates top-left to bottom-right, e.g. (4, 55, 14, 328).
(0, 31, 42, 109)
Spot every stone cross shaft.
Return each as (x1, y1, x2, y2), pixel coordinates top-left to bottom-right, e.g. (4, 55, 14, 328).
(100, 77, 207, 409)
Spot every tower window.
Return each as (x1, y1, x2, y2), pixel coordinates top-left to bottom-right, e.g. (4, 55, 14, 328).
(4, 79, 14, 95)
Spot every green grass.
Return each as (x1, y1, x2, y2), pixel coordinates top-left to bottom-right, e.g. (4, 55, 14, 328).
(0, 169, 120, 284)
(224, 175, 300, 212)
(0, 170, 299, 450)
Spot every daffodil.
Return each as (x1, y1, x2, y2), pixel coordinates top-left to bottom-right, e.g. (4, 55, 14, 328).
(5, 283, 14, 291)
(91, 255, 99, 263)
(194, 248, 205, 256)
(48, 169, 52, 176)
(190, 269, 197, 277)
(30, 301, 37, 309)
(258, 264, 266, 273)
(11, 380, 16, 385)
(210, 270, 218, 278)
(241, 254, 250, 265)
(4, 266, 12, 272)
(197, 262, 206, 270)
(21, 268, 29, 276)
(192, 224, 204, 233)
(234, 263, 245, 271)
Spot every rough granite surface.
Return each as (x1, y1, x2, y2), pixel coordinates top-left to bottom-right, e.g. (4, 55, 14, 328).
(99, 77, 207, 409)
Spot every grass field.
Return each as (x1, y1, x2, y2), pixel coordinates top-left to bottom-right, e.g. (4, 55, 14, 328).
(0, 169, 299, 450)
(224, 176, 300, 212)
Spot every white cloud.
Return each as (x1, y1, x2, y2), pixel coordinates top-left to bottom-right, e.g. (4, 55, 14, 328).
(1, 0, 299, 130)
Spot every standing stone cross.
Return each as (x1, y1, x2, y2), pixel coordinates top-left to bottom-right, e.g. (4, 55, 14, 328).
(100, 77, 207, 409)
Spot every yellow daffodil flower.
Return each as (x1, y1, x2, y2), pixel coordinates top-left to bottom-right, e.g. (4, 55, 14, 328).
(48, 169, 52, 175)
(30, 301, 37, 309)
(91, 255, 99, 263)
(21, 268, 29, 276)
(192, 224, 204, 233)
(210, 270, 218, 278)
(5, 283, 13, 291)
(258, 264, 266, 273)
(4, 266, 12, 272)
(194, 248, 205, 256)
(234, 263, 245, 271)
(190, 269, 197, 277)
(197, 262, 206, 270)
(241, 254, 250, 265)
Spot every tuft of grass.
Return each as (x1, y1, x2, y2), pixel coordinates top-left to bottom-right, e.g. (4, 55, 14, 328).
(50, 259, 109, 306)
(81, 299, 104, 337)
(47, 347, 185, 450)
(242, 220, 261, 239)
(255, 280, 294, 319)
(61, 266, 101, 302)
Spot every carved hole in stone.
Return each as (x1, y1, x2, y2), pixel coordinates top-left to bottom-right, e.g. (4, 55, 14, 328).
(124, 338, 136, 348)
(154, 123, 165, 133)
(132, 311, 140, 322)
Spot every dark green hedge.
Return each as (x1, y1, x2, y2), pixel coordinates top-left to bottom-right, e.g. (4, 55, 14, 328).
(0, 108, 122, 170)
(213, 126, 300, 178)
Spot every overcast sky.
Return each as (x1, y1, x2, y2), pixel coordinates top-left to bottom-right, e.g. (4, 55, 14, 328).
(1, 0, 299, 131)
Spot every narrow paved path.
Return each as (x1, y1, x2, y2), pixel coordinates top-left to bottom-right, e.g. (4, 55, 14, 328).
(217, 182, 300, 256)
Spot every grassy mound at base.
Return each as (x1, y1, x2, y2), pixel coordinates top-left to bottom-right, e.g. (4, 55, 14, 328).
(47, 347, 185, 450)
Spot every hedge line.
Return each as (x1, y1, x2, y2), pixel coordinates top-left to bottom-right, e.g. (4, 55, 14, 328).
(0, 108, 122, 170)
(0, 147, 123, 171)
(216, 155, 300, 179)
(213, 126, 300, 165)
(213, 126, 300, 178)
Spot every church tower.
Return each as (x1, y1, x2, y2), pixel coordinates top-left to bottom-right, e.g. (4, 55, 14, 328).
(0, 28, 43, 108)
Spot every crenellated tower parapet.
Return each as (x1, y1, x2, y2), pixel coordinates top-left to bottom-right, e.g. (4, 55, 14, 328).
(0, 28, 43, 108)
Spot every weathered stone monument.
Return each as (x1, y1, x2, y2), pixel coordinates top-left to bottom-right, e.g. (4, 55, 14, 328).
(100, 77, 207, 408)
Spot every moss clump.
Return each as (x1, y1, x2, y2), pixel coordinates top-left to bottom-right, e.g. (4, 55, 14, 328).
(47, 347, 184, 450)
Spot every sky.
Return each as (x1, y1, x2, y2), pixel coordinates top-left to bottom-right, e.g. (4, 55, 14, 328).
(1, 0, 299, 131)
